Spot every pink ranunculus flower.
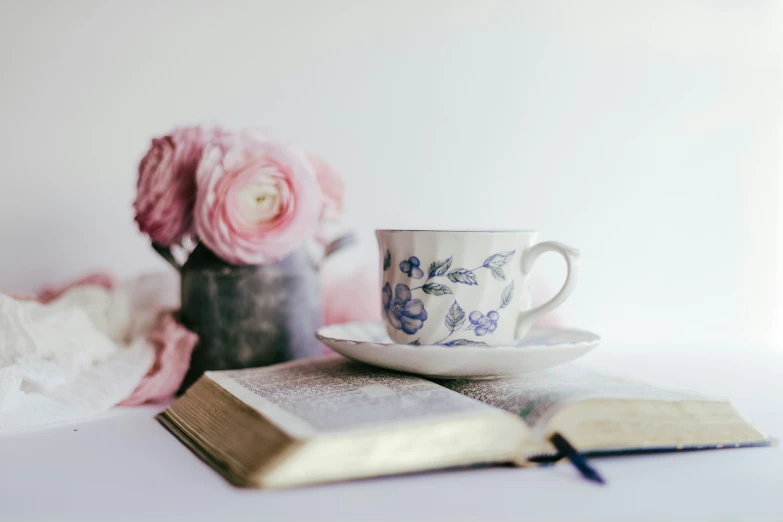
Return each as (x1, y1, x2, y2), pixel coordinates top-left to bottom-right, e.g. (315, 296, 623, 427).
(310, 156, 345, 223)
(134, 126, 226, 246)
(194, 133, 323, 265)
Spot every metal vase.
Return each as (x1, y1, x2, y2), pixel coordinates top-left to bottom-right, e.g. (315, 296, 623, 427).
(156, 243, 324, 392)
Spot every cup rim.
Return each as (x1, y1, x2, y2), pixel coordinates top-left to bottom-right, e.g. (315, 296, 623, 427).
(376, 229, 537, 234)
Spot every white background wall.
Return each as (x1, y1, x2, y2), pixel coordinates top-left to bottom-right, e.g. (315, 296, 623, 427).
(0, 0, 780, 346)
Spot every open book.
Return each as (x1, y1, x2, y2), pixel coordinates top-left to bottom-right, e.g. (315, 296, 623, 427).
(158, 356, 770, 488)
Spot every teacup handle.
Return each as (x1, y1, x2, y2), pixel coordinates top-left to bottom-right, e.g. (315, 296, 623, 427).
(515, 241, 581, 338)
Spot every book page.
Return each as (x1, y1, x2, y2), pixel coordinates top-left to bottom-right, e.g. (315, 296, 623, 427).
(208, 356, 496, 438)
(435, 364, 715, 436)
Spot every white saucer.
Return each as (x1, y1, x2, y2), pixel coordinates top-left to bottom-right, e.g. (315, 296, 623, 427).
(316, 322, 600, 379)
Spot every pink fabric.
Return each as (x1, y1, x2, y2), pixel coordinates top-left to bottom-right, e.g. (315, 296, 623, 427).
(5, 273, 197, 406)
(4, 292, 37, 301)
(134, 126, 226, 246)
(37, 273, 115, 303)
(320, 260, 380, 354)
(194, 132, 323, 265)
(322, 259, 382, 326)
(120, 312, 198, 406)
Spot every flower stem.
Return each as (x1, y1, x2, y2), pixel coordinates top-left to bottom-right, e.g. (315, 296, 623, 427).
(434, 331, 454, 344)
(413, 264, 488, 293)
(412, 272, 443, 291)
(436, 321, 475, 344)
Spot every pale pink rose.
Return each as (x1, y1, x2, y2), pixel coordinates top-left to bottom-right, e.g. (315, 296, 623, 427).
(120, 312, 198, 406)
(310, 156, 344, 223)
(134, 126, 226, 246)
(194, 133, 323, 265)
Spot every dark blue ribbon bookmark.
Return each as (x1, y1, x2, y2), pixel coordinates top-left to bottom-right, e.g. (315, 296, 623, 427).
(550, 432, 606, 485)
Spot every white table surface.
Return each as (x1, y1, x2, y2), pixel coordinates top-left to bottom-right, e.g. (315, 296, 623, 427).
(1, 343, 782, 522)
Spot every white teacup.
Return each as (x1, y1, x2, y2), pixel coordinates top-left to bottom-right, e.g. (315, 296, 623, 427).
(376, 230, 580, 346)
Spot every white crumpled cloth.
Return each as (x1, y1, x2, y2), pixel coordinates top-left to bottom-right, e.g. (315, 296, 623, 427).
(0, 273, 178, 430)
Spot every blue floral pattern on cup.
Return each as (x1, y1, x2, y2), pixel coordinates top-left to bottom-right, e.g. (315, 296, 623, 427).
(383, 249, 517, 345)
(399, 256, 424, 279)
(433, 281, 514, 345)
(469, 310, 499, 336)
(382, 283, 428, 335)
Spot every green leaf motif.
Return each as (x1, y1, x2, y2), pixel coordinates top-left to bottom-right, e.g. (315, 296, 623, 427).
(422, 283, 453, 296)
(408, 339, 421, 346)
(499, 281, 515, 309)
(490, 267, 505, 281)
(447, 268, 478, 286)
(483, 250, 516, 269)
(428, 257, 452, 278)
(445, 300, 466, 332)
(383, 249, 391, 271)
(444, 339, 489, 346)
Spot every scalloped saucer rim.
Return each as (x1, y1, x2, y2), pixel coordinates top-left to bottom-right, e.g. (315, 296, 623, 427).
(316, 322, 601, 379)
(316, 322, 600, 350)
